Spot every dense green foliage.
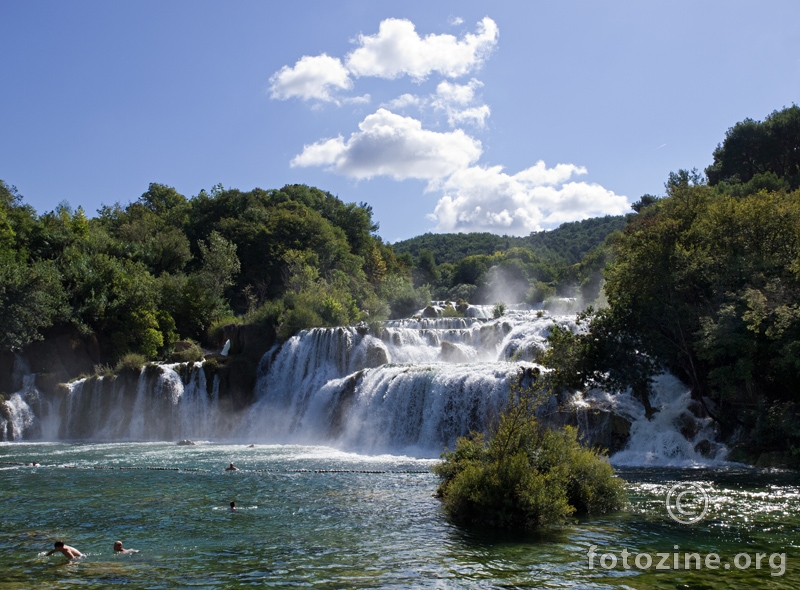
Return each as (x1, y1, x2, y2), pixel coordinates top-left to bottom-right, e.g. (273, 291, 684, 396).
(390, 216, 626, 306)
(706, 105, 800, 192)
(434, 379, 626, 530)
(393, 216, 626, 265)
(543, 106, 800, 460)
(0, 181, 404, 364)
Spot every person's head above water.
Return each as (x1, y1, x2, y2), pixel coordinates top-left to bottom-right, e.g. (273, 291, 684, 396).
(113, 541, 123, 551)
(54, 541, 64, 548)
(230, 501, 236, 510)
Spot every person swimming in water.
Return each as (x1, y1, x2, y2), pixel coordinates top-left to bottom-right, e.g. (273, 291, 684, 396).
(225, 463, 238, 471)
(46, 541, 82, 559)
(113, 541, 139, 553)
(230, 501, 236, 511)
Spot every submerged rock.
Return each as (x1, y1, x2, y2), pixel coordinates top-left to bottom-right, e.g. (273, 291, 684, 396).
(177, 439, 196, 446)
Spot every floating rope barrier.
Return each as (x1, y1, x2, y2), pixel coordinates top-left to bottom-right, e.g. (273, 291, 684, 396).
(3, 461, 431, 474)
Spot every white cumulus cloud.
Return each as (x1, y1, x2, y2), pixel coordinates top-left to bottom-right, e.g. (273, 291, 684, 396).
(431, 79, 490, 127)
(430, 162, 629, 234)
(345, 17, 498, 80)
(269, 54, 352, 102)
(381, 93, 422, 111)
(446, 105, 491, 127)
(291, 108, 482, 180)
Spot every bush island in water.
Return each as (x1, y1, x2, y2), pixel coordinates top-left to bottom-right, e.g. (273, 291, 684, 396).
(434, 379, 626, 530)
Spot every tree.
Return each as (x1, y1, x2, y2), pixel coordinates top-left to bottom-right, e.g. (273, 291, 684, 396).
(0, 255, 66, 350)
(434, 377, 626, 530)
(706, 105, 800, 190)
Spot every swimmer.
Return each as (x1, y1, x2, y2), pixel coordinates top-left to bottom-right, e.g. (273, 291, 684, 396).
(230, 501, 236, 511)
(46, 541, 82, 559)
(225, 463, 238, 471)
(113, 541, 139, 554)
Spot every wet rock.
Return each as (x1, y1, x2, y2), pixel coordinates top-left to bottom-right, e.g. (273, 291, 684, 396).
(422, 305, 439, 318)
(173, 341, 194, 353)
(22, 326, 99, 386)
(548, 404, 632, 454)
(177, 439, 196, 446)
(456, 302, 469, 314)
(685, 399, 706, 419)
(440, 341, 469, 363)
(365, 341, 389, 368)
(678, 412, 702, 440)
(694, 439, 713, 458)
(755, 451, 791, 469)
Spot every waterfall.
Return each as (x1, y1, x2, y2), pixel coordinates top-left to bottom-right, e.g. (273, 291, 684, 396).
(1, 356, 47, 441)
(4, 306, 729, 463)
(608, 374, 727, 466)
(55, 363, 223, 441)
(245, 309, 573, 453)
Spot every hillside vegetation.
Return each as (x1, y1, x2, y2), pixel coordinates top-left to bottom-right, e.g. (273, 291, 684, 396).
(542, 105, 800, 465)
(0, 184, 624, 368)
(392, 215, 627, 266)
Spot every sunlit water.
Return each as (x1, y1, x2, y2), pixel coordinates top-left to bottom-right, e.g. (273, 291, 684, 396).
(2, 443, 799, 589)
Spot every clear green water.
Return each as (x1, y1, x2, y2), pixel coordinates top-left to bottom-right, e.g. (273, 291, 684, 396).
(1, 442, 798, 589)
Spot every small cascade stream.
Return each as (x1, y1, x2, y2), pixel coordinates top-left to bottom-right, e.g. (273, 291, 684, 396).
(0, 355, 47, 441)
(58, 363, 225, 441)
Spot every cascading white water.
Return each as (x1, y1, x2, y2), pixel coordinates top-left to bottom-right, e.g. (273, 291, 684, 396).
(5, 305, 728, 464)
(245, 309, 574, 453)
(607, 374, 726, 466)
(56, 363, 224, 441)
(1, 357, 45, 441)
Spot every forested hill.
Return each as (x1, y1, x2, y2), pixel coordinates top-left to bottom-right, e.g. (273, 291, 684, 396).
(391, 215, 628, 265)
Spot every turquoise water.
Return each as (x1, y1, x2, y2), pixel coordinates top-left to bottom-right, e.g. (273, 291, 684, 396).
(1, 442, 799, 589)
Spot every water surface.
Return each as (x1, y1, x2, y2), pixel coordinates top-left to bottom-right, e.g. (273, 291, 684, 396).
(1, 442, 798, 589)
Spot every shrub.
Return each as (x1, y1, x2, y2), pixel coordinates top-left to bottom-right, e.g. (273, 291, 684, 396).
(207, 315, 241, 347)
(93, 364, 115, 378)
(492, 302, 506, 318)
(171, 344, 204, 363)
(277, 304, 323, 341)
(114, 353, 148, 373)
(434, 379, 626, 530)
(441, 305, 462, 318)
(246, 299, 284, 327)
(527, 281, 556, 304)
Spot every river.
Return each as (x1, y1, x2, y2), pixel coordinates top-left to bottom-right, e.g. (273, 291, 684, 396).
(1, 442, 798, 588)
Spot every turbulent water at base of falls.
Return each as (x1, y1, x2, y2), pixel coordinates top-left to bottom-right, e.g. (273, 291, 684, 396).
(604, 373, 728, 467)
(4, 306, 729, 465)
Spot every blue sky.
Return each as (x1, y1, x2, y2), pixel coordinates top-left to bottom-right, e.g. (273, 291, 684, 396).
(1, 1, 798, 242)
